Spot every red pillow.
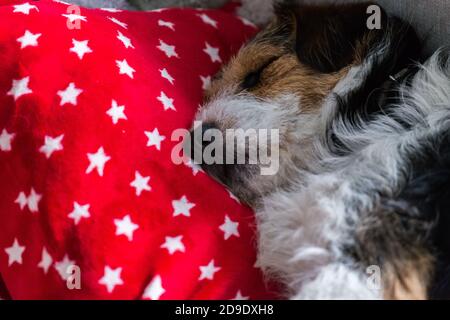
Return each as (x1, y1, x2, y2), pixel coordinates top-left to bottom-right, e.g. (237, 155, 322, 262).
(0, 0, 278, 300)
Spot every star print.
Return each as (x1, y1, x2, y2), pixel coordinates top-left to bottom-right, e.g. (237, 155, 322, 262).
(158, 19, 175, 31)
(0, 129, 15, 152)
(199, 260, 221, 281)
(55, 254, 75, 280)
(15, 192, 27, 210)
(70, 39, 92, 60)
(117, 31, 134, 49)
(15, 188, 42, 213)
(39, 134, 64, 159)
(37, 247, 53, 274)
(7, 76, 32, 101)
(116, 59, 135, 79)
(130, 171, 151, 196)
(197, 13, 218, 28)
(68, 202, 91, 225)
(172, 195, 195, 217)
(161, 235, 185, 255)
(57, 82, 83, 106)
(114, 214, 139, 241)
(200, 75, 211, 90)
(157, 40, 178, 58)
(86, 147, 111, 176)
(17, 30, 41, 49)
(159, 68, 174, 84)
(219, 215, 240, 240)
(28, 188, 41, 212)
(4, 238, 25, 266)
(232, 290, 250, 300)
(108, 16, 127, 29)
(204, 42, 222, 63)
(13, 2, 39, 15)
(157, 91, 175, 111)
(62, 13, 87, 23)
(144, 128, 166, 151)
(106, 100, 127, 124)
(142, 275, 165, 300)
(185, 158, 203, 176)
(99, 266, 124, 293)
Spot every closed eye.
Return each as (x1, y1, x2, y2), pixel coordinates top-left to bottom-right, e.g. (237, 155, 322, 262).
(241, 56, 280, 90)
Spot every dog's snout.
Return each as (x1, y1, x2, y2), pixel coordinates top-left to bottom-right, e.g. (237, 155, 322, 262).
(186, 123, 219, 162)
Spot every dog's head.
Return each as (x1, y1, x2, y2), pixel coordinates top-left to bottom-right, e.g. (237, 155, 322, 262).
(190, 2, 412, 206)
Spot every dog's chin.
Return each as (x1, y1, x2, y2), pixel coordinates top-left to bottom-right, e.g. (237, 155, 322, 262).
(200, 162, 263, 206)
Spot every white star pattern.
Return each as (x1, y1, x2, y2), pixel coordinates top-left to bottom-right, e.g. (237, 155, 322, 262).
(7, 76, 32, 101)
(70, 39, 92, 60)
(68, 202, 91, 225)
(219, 215, 240, 240)
(4, 238, 25, 266)
(57, 82, 83, 106)
(157, 39, 178, 58)
(86, 147, 111, 176)
(159, 68, 174, 84)
(232, 290, 250, 300)
(99, 266, 124, 293)
(17, 30, 41, 49)
(62, 13, 87, 23)
(200, 75, 211, 90)
(117, 31, 134, 49)
(157, 91, 176, 111)
(13, 2, 39, 15)
(0, 129, 15, 152)
(108, 17, 127, 29)
(55, 254, 75, 280)
(15, 192, 27, 210)
(197, 13, 218, 28)
(172, 195, 195, 217)
(144, 128, 166, 151)
(106, 100, 127, 124)
(15, 188, 42, 213)
(39, 134, 64, 159)
(114, 215, 139, 241)
(0, 5, 267, 300)
(116, 59, 135, 79)
(199, 260, 221, 281)
(37, 247, 53, 274)
(130, 171, 151, 196)
(158, 20, 175, 31)
(161, 235, 185, 255)
(142, 275, 165, 300)
(203, 42, 222, 63)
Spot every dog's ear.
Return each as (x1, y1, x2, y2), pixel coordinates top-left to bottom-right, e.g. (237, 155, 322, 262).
(265, 2, 387, 73)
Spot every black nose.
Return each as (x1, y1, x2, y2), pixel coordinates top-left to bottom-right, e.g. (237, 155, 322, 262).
(185, 123, 219, 162)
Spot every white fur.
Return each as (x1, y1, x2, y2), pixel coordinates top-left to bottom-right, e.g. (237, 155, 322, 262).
(254, 51, 450, 299)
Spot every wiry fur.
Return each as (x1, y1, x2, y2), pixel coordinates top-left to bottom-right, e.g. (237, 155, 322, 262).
(193, 1, 450, 299)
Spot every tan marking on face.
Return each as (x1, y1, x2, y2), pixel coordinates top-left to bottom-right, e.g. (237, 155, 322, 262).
(204, 41, 351, 114)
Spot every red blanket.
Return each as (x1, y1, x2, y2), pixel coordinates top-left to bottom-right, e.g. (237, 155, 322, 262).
(0, 0, 278, 300)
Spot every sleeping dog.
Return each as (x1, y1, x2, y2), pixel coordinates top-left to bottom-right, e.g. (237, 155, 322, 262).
(190, 2, 450, 299)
